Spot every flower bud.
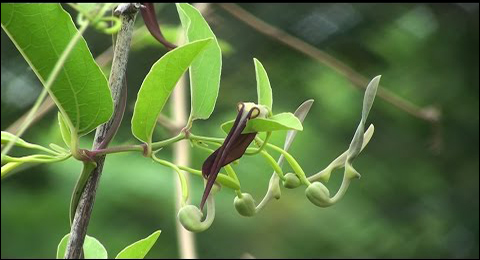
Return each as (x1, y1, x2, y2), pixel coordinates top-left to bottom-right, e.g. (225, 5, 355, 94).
(177, 205, 204, 232)
(305, 182, 331, 207)
(234, 193, 256, 217)
(282, 173, 301, 189)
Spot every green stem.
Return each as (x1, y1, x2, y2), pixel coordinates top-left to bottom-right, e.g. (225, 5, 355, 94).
(177, 165, 240, 190)
(266, 143, 311, 186)
(1, 21, 90, 162)
(88, 144, 144, 157)
(151, 132, 186, 150)
(259, 150, 285, 181)
(3, 154, 71, 163)
(152, 153, 188, 207)
(245, 132, 271, 155)
(329, 175, 352, 205)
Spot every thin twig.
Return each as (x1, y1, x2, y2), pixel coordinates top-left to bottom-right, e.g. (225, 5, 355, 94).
(64, 4, 139, 258)
(217, 3, 441, 124)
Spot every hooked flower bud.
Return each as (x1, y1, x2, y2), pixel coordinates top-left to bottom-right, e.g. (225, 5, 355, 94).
(305, 182, 331, 207)
(282, 172, 301, 189)
(234, 193, 257, 217)
(177, 205, 204, 232)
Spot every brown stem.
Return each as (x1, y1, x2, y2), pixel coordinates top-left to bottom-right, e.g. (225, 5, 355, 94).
(64, 4, 139, 258)
(216, 3, 441, 124)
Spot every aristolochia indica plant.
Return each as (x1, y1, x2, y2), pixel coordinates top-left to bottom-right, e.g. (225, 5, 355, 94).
(1, 3, 380, 258)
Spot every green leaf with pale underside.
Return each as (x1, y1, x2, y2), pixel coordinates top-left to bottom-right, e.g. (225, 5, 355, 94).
(176, 3, 222, 121)
(1, 4, 113, 137)
(254, 58, 273, 112)
(131, 39, 212, 144)
(56, 233, 107, 259)
(115, 230, 161, 259)
(221, 113, 303, 134)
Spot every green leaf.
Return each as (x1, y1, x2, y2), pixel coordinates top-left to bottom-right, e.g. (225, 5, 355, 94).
(1, 4, 113, 137)
(131, 39, 212, 144)
(58, 112, 71, 148)
(115, 230, 161, 259)
(347, 75, 380, 160)
(56, 233, 108, 259)
(176, 3, 222, 121)
(221, 113, 303, 134)
(254, 58, 273, 112)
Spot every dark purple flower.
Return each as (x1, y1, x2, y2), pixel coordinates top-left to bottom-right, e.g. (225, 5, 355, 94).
(140, 3, 177, 50)
(200, 103, 266, 210)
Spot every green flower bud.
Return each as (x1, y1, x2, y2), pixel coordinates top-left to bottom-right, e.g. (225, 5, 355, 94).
(234, 193, 256, 217)
(305, 182, 331, 207)
(178, 205, 204, 232)
(282, 173, 301, 189)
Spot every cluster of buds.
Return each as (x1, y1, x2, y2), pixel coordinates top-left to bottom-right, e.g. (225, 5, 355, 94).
(174, 76, 381, 232)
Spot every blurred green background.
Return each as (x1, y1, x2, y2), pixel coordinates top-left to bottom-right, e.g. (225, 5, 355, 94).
(1, 3, 478, 258)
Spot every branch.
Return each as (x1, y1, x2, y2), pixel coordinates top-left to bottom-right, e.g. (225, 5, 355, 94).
(216, 3, 441, 124)
(64, 4, 139, 258)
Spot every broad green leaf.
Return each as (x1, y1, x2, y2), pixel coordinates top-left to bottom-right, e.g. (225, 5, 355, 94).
(254, 58, 273, 112)
(131, 39, 212, 144)
(176, 3, 222, 121)
(221, 113, 303, 134)
(56, 233, 108, 259)
(58, 112, 71, 148)
(1, 4, 113, 137)
(115, 230, 161, 259)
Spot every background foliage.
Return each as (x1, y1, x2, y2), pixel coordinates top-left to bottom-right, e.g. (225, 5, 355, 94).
(1, 3, 478, 258)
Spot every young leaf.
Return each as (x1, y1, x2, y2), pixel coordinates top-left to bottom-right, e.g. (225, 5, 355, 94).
(1, 4, 113, 137)
(58, 112, 71, 148)
(131, 38, 212, 144)
(221, 112, 303, 134)
(176, 3, 222, 121)
(345, 75, 380, 179)
(56, 233, 108, 259)
(254, 58, 273, 112)
(347, 75, 380, 160)
(115, 230, 161, 259)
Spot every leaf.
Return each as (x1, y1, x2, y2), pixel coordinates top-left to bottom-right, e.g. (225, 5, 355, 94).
(1, 4, 113, 137)
(347, 75, 380, 160)
(176, 3, 222, 121)
(131, 39, 212, 144)
(56, 233, 108, 259)
(283, 100, 314, 152)
(254, 58, 273, 112)
(58, 112, 71, 148)
(345, 76, 380, 179)
(221, 113, 303, 134)
(115, 230, 161, 259)
(361, 75, 381, 122)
